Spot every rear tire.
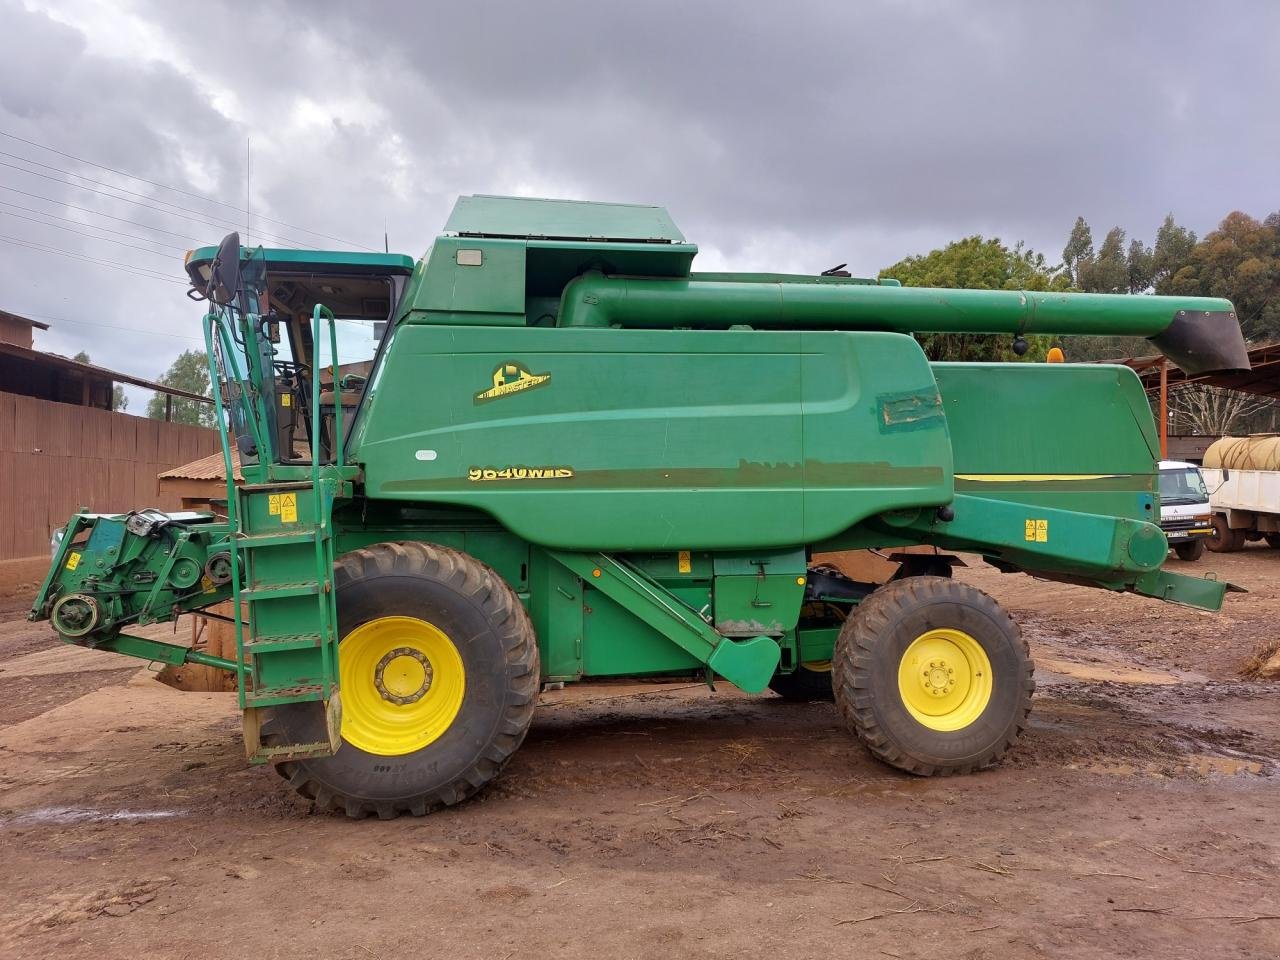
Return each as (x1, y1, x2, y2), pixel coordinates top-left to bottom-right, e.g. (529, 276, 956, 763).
(1207, 515, 1245, 553)
(266, 541, 539, 818)
(1265, 534, 1280, 549)
(1173, 539, 1205, 562)
(832, 577, 1033, 776)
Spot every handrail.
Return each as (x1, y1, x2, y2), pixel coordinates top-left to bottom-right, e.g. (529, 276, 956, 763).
(309, 302, 341, 699)
(310, 303, 343, 475)
(202, 309, 248, 697)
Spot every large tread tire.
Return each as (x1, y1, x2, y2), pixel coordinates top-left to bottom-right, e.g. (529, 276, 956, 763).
(832, 576, 1033, 776)
(1207, 515, 1245, 553)
(266, 541, 539, 819)
(1173, 539, 1206, 562)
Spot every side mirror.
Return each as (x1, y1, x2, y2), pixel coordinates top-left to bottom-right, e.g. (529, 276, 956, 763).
(207, 232, 242, 307)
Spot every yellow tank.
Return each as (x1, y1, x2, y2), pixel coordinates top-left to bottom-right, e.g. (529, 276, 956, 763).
(1203, 435, 1280, 470)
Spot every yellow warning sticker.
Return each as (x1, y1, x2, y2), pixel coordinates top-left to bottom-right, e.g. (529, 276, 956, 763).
(281, 393, 292, 407)
(1024, 519, 1048, 543)
(201, 574, 216, 594)
(66, 551, 81, 571)
(279, 493, 298, 523)
(268, 494, 281, 516)
(677, 550, 692, 574)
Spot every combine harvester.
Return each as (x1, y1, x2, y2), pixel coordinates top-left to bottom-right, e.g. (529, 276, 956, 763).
(29, 196, 1249, 817)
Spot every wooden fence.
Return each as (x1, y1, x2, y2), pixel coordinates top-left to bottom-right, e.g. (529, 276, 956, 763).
(0, 391, 220, 559)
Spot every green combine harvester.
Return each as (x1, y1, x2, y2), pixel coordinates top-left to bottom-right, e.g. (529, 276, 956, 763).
(29, 196, 1249, 818)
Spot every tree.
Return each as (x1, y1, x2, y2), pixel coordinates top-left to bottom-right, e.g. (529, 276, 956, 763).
(1151, 214, 1197, 293)
(145, 350, 214, 427)
(1062, 216, 1094, 287)
(73, 350, 128, 411)
(1167, 384, 1273, 436)
(1165, 211, 1280, 342)
(880, 236, 1069, 361)
(1080, 226, 1129, 293)
(1126, 238, 1154, 294)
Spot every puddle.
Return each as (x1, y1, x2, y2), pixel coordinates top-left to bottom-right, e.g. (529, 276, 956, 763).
(2, 806, 188, 826)
(1071, 756, 1266, 779)
(1037, 656, 1183, 685)
(1187, 754, 1266, 777)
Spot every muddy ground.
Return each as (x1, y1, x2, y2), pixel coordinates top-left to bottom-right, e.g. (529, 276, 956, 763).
(2, 548, 1280, 959)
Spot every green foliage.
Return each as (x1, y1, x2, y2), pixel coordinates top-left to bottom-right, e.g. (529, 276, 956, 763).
(1152, 214, 1197, 293)
(1126, 238, 1154, 294)
(145, 350, 214, 427)
(1165, 211, 1280, 342)
(1062, 216, 1094, 287)
(880, 236, 1068, 361)
(1079, 226, 1129, 293)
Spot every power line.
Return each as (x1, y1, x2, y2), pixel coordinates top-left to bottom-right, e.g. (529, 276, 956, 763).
(0, 156, 315, 248)
(0, 197, 188, 252)
(0, 209, 177, 259)
(0, 130, 377, 250)
(20, 310, 204, 343)
(0, 233, 188, 284)
(0, 183, 204, 243)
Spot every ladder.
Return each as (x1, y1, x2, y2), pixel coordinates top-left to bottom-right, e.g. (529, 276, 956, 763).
(205, 303, 348, 763)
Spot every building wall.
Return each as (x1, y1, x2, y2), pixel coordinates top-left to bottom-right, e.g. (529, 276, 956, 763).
(0, 390, 221, 559)
(0, 314, 36, 349)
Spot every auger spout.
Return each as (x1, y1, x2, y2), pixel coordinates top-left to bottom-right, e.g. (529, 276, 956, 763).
(557, 272, 1249, 374)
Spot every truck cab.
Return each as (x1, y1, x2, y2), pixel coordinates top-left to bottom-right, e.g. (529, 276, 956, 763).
(1158, 459, 1213, 561)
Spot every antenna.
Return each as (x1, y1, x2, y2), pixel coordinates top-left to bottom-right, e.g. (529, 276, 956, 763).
(384, 219, 389, 253)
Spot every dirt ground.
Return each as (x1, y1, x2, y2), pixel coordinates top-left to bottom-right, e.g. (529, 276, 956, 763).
(3, 548, 1280, 960)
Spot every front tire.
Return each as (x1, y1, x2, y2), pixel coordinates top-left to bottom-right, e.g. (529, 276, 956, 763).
(1173, 539, 1206, 562)
(268, 542, 539, 818)
(832, 577, 1033, 776)
(1207, 515, 1245, 552)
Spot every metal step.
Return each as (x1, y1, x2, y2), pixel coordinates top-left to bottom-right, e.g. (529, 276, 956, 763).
(242, 581, 324, 601)
(238, 529, 322, 548)
(244, 683, 326, 707)
(244, 632, 326, 654)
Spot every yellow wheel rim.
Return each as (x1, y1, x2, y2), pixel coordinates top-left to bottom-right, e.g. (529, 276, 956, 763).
(800, 660, 832, 673)
(896, 628, 993, 732)
(339, 615, 465, 756)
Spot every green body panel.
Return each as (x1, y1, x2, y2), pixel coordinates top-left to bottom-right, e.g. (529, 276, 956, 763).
(351, 324, 952, 550)
(29, 196, 1246, 731)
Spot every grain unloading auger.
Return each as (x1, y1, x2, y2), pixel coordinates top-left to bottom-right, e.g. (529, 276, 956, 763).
(30, 196, 1249, 817)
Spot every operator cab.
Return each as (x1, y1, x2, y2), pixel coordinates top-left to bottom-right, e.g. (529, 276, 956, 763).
(185, 238, 415, 465)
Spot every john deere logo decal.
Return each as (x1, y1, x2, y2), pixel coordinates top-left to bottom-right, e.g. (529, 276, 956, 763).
(474, 361, 551, 404)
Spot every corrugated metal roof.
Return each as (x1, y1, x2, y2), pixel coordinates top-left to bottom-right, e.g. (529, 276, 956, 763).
(159, 449, 242, 481)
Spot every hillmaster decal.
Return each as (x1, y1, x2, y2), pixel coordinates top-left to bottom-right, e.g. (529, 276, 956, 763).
(474, 361, 551, 404)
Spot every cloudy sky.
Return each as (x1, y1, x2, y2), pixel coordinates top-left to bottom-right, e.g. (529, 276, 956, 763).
(1, 0, 1277, 404)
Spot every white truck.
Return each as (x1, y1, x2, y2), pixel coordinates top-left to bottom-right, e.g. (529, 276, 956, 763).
(1158, 459, 1214, 561)
(1199, 436, 1280, 552)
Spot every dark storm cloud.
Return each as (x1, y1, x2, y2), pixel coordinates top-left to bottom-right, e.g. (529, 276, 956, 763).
(0, 0, 1277, 383)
